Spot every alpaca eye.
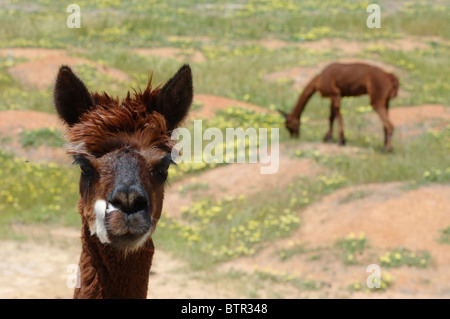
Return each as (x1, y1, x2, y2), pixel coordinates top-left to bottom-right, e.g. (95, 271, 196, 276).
(80, 164, 94, 176)
(158, 169, 169, 181)
(159, 163, 170, 174)
(156, 162, 170, 179)
(73, 155, 94, 176)
(153, 154, 175, 181)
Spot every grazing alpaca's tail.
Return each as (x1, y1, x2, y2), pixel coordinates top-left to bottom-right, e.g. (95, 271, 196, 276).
(388, 73, 399, 99)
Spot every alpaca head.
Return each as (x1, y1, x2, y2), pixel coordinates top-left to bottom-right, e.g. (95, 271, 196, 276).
(278, 110, 300, 138)
(54, 65, 193, 251)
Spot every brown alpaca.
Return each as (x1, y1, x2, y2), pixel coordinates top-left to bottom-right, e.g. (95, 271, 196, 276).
(279, 62, 399, 151)
(54, 64, 193, 298)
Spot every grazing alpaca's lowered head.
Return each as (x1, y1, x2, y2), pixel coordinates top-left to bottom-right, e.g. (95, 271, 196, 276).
(54, 64, 193, 298)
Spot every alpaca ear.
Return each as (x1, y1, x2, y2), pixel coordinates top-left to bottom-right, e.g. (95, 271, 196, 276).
(54, 65, 94, 126)
(277, 109, 288, 119)
(156, 64, 193, 131)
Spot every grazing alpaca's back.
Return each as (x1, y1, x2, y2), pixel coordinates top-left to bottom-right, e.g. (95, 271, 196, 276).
(280, 62, 399, 151)
(54, 64, 193, 298)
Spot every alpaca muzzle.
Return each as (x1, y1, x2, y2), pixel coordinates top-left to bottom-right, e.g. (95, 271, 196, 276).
(103, 183, 153, 249)
(108, 184, 149, 216)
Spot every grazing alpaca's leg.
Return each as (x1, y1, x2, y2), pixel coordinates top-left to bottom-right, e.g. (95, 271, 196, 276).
(372, 99, 394, 152)
(368, 79, 395, 152)
(323, 100, 336, 143)
(331, 96, 346, 146)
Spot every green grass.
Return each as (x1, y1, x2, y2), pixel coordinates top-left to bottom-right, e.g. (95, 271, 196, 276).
(294, 129, 450, 186)
(335, 232, 368, 265)
(277, 241, 306, 261)
(379, 247, 432, 268)
(439, 226, 450, 245)
(363, 46, 450, 106)
(0, 151, 80, 238)
(338, 190, 369, 204)
(349, 272, 395, 293)
(167, 107, 285, 181)
(156, 193, 302, 269)
(384, 2, 450, 39)
(254, 268, 324, 291)
(20, 127, 65, 148)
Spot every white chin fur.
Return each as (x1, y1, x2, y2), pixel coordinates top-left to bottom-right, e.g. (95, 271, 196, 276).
(91, 199, 153, 250)
(92, 199, 110, 244)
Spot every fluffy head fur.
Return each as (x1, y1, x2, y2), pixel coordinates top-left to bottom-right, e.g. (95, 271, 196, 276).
(66, 86, 174, 157)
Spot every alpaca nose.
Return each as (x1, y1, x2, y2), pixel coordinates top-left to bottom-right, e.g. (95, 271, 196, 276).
(108, 185, 148, 214)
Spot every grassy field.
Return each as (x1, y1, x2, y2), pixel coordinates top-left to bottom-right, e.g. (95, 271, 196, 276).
(0, 0, 449, 298)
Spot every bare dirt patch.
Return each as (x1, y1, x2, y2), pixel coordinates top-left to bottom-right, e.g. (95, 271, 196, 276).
(0, 224, 80, 299)
(388, 104, 450, 127)
(147, 249, 242, 299)
(5, 48, 130, 90)
(0, 48, 66, 60)
(0, 232, 239, 299)
(292, 183, 449, 252)
(0, 110, 69, 164)
(0, 240, 78, 299)
(0, 110, 62, 131)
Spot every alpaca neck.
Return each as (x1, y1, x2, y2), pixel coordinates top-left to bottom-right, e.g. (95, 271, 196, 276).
(74, 223, 154, 299)
(290, 94, 308, 119)
(290, 75, 318, 119)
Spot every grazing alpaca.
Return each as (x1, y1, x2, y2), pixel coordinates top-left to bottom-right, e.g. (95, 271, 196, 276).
(279, 62, 399, 151)
(54, 64, 193, 298)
